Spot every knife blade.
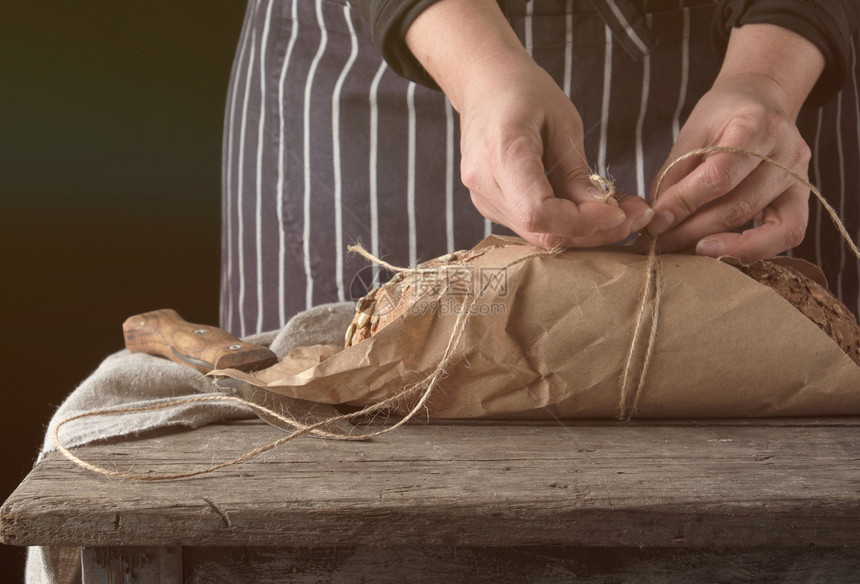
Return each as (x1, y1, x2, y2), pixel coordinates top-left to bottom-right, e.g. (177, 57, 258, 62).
(122, 308, 353, 436)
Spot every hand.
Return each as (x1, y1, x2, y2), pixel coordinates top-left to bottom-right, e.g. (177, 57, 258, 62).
(643, 74, 812, 260)
(643, 24, 825, 262)
(405, 0, 653, 249)
(457, 51, 653, 249)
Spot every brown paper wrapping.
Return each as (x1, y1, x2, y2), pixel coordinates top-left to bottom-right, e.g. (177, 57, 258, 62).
(214, 236, 860, 419)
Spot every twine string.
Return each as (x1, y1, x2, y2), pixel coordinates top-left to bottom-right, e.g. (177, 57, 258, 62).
(618, 145, 860, 420)
(55, 246, 566, 480)
(54, 288, 476, 481)
(55, 146, 860, 476)
(589, 173, 617, 202)
(654, 146, 860, 258)
(617, 238, 662, 419)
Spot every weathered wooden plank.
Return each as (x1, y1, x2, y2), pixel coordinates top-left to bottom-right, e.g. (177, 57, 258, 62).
(3, 420, 860, 548)
(183, 545, 860, 584)
(81, 546, 181, 584)
(422, 416, 860, 427)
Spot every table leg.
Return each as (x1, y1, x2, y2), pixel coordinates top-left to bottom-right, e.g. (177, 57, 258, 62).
(81, 546, 181, 584)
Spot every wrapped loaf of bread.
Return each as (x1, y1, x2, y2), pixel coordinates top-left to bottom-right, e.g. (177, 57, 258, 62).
(214, 236, 860, 419)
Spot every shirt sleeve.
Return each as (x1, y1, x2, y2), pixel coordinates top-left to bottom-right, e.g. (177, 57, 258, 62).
(712, 0, 860, 107)
(348, 0, 518, 90)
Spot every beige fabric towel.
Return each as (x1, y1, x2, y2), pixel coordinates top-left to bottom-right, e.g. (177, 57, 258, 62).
(25, 302, 355, 584)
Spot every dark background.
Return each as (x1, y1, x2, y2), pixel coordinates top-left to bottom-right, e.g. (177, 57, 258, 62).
(1, 2, 247, 579)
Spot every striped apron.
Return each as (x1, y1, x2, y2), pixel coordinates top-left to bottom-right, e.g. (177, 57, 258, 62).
(221, 0, 860, 336)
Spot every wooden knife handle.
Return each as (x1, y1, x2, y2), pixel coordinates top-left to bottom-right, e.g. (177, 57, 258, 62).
(123, 308, 278, 374)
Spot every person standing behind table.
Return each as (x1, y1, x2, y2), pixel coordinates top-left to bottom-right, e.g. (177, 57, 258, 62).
(220, 0, 860, 337)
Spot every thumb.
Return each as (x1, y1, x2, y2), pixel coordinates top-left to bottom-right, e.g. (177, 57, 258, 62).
(491, 136, 627, 238)
(545, 139, 613, 206)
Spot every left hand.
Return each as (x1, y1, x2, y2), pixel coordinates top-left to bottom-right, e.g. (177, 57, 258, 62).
(642, 73, 811, 261)
(641, 24, 825, 262)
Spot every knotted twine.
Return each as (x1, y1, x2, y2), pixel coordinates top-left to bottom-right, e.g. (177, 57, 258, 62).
(53, 248, 558, 481)
(53, 300, 471, 481)
(53, 146, 860, 478)
(617, 145, 860, 420)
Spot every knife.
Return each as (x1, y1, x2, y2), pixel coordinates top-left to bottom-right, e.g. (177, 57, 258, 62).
(122, 308, 353, 436)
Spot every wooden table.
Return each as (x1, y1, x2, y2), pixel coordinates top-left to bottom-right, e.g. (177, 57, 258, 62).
(3, 418, 860, 583)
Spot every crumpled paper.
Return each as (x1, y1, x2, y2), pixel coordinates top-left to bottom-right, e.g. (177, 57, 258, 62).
(214, 236, 860, 419)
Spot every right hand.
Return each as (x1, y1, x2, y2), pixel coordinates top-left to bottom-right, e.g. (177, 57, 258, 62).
(405, 0, 653, 249)
(457, 51, 654, 249)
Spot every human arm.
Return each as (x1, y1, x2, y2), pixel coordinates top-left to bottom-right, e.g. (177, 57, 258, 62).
(711, 0, 860, 107)
(403, 0, 653, 249)
(644, 23, 825, 261)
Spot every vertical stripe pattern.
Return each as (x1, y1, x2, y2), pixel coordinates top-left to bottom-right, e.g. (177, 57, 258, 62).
(445, 97, 455, 253)
(254, 0, 274, 333)
(220, 0, 256, 330)
(222, 0, 860, 334)
(407, 82, 418, 266)
(598, 23, 613, 178)
(671, 6, 690, 140)
(797, 35, 860, 314)
(234, 7, 257, 336)
(851, 38, 860, 317)
(368, 60, 386, 287)
(302, 0, 328, 313)
(276, 0, 300, 326)
(634, 11, 652, 200)
(332, 4, 360, 302)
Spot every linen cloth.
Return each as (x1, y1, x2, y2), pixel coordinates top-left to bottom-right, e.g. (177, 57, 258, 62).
(25, 302, 355, 584)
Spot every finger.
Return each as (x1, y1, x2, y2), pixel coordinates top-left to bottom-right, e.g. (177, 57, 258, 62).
(545, 147, 614, 206)
(490, 141, 627, 238)
(648, 144, 704, 202)
(617, 194, 654, 233)
(543, 139, 656, 234)
(562, 195, 655, 247)
(470, 169, 628, 247)
(533, 197, 629, 237)
(531, 195, 654, 248)
(543, 145, 629, 227)
(694, 183, 809, 262)
(648, 148, 763, 235)
(646, 139, 708, 235)
(646, 159, 798, 253)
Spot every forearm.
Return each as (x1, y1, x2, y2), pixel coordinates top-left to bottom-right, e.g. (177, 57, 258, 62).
(404, 0, 527, 111)
(717, 23, 825, 119)
(402, 0, 650, 248)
